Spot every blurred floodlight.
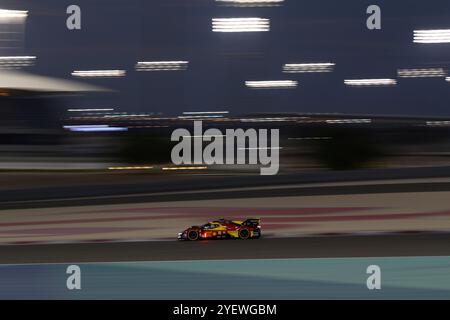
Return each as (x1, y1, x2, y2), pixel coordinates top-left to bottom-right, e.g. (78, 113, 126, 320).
(71, 70, 126, 78)
(245, 80, 297, 89)
(0, 9, 28, 20)
(344, 79, 397, 87)
(446, 77, 450, 82)
(414, 29, 450, 43)
(64, 125, 127, 132)
(0, 70, 110, 93)
(326, 119, 372, 124)
(0, 9, 28, 52)
(178, 115, 224, 119)
(0, 56, 35, 69)
(283, 63, 335, 73)
(426, 121, 450, 126)
(68, 108, 115, 112)
(215, 0, 283, 7)
(64, 125, 109, 129)
(398, 68, 445, 78)
(427, 121, 450, 127)
(212, 18, 270, 32)
(179, 111, 229, 120)
(71, 127, 128, 132)
(241, 117, 295, 122)
(162, 166, 208, 171)
(108, 166, 154, 170)
(183, 111, 229, 115)
(136, 61, 188, 71)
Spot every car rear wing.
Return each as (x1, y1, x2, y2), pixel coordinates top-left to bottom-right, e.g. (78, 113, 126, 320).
(242, 218, 261, 228)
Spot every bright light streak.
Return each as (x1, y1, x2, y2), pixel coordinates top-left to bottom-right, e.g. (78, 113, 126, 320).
(178, 115, 224, 119)
(241, 117, 294, 122)
(215, 0, 284, 7)
(64, 125, 127, 132)
(326, 119, 372, 124)
(398, 68, 445, 78)
(64, 125, 109, 129)
(245, 80, 298, 89)
(162, 166, 208, 171)
(136, 61, 189, 71)
(183, 111, 229, 115)
(212, 18, 270, 32)
(283, 63, 335, 73)
(0, 56, 35, 68)
(108, 166, 154, 170)
(414, 29, 450, 43)
(446, 77, 450, 82)
(70, 127, 128, 132)
(71, 70, 126, 78)
(344, 79, 397, 87)
(68, 108, 115, 112)
(426, 121, 450, 126)
(0, 9, 28, 19)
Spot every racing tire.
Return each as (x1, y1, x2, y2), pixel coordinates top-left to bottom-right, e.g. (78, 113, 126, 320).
(238, 228, 250, 240)
(187, 230, 199, 241)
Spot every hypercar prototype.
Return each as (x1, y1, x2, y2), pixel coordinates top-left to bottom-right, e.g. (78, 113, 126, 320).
(178, 218, 261, 241)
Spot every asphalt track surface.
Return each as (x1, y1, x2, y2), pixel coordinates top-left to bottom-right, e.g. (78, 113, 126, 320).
(1, 167, 450, 266)
(1, 233, 450, 264)
(3, 166, 450, 209)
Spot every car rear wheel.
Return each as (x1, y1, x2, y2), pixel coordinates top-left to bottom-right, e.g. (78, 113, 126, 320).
(187, 230, 199, 241)
(238, 228, 250, 240)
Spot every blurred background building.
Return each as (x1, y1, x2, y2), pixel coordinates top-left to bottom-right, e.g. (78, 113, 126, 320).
(0, 9, 113, 169)
(0, 2, 450, 172)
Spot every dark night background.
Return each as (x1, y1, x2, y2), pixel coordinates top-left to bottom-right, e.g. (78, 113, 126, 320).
(2, 0, 450, 116)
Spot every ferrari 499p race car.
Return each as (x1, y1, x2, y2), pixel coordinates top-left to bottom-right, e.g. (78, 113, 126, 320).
(178, 218, 261, 241)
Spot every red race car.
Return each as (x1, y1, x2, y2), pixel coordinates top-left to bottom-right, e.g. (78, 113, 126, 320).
(178, 218, 261, 241)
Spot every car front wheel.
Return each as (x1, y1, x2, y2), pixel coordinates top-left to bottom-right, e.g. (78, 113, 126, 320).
(187, 230, 199, 241)
(238, 228, 250, 240)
